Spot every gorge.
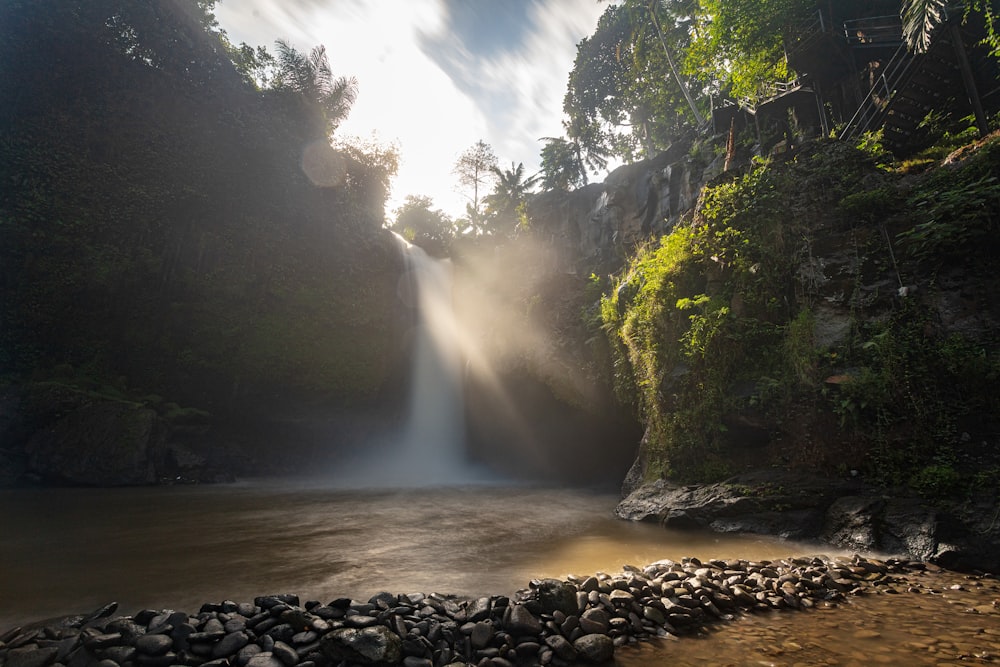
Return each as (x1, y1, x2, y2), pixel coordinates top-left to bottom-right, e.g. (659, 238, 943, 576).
(2, 0, 1000, 664)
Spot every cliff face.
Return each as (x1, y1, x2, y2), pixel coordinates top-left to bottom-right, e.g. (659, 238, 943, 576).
(524, 141, 714, 276)
(599, 136, 1000, 494)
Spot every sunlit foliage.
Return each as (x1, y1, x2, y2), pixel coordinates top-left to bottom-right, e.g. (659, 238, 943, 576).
(539, 137, 588, 191)
(273, 39, 358, 136)
(565, 1, 704, 164)
(484, 162, 539, 237)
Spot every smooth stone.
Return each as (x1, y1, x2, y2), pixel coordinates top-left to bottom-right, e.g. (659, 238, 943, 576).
(235, 643, 262, 666)
(5, 647, 60, 667)
(319, 626, 403, 665)
(543, 635, 577, 661)
(466, 598, 492, 623)
(212, 631, 249, 658)
(134, 634, 173, 656)
(84, 633, 122, 650)
(271, 641, 298, 666)
(470, 622, 493, 650)
(573, 634, 615, 663)
(580, 608, 610, 635)
(503, 605, 542, 635)
(245, 653, 283, 667)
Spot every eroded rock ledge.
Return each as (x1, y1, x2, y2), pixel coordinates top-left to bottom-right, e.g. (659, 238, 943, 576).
(0, 555, 971, 667)
(617, 470, 1000, 574)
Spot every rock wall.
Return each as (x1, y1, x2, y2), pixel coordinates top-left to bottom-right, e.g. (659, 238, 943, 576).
(617, 470, 1000, 573)
(525, 142, 720, 274)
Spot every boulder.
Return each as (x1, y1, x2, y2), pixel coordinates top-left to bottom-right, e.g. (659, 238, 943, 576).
(319, 626, 402, 665)
(25, 399, 165, 485)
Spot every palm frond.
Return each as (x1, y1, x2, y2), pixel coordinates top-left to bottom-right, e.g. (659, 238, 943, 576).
(902, 0, 947, 53)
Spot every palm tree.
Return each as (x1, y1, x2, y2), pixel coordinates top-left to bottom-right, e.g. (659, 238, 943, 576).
(274, 39, 358, 133)
(484, 162, 540, 233)
(539, 137, 588, 191)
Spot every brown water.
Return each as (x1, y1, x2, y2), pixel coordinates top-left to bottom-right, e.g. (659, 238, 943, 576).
(616, 568, 1000, 666)
(2, 482, 996, 665)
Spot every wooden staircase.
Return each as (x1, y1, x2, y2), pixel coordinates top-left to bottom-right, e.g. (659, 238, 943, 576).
(838, 10, 985, 150)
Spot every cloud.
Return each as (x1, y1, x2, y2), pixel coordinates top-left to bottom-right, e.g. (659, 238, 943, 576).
(214, 0, 607, 220)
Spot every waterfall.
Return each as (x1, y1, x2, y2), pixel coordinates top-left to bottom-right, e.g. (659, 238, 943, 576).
(395, 238, 466, 478)
(333, 235, 492, 487)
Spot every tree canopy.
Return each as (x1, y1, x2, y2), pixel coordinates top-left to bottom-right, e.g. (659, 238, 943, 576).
(453, 140, 499, 234)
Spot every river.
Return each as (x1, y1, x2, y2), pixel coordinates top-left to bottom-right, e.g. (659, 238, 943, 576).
(2, 483, 997, 665)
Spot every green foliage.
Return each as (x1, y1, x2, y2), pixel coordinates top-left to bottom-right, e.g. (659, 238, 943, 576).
(272, 39, 358, 136)
(539, 137, 588, 191)
(834, 301, 1000, 490)
(685, 0, 815, 100)
(896, 138, 1000, 266)
(600, 156, 823, 482)
(910, 462, 961, 498)
(483, 162, 539, 238)
(391, 195, 456, 249)
(600, 138, 1000, 486)
(453, 140, 499, 234)
(0, 0, 406, 420)
(564, 1, 703, 163)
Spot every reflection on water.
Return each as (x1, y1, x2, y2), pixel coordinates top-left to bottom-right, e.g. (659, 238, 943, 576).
(0, 482, 823, 630)
(616, 568, 1000, 666)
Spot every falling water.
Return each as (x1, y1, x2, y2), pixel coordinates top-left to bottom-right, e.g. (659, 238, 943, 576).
(395, 238, 466, 478)
(333, 235, 492, 487)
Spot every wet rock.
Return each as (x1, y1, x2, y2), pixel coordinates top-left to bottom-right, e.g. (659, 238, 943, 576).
(503, 605, 542, 636)
(5, 646, 59, 667)
(319, 625, 402, 665)
(579, 608, 611, 634)
(244, 653, 283, 667)
(212, 631, 249, 658)
(528, 579, 579, 616)
(543, 635, 576, 661)
(573, 634, 614, 663)
(134, 634, 173, 656)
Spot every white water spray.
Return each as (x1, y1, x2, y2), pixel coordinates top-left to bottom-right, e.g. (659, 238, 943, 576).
(334, 235, 493, 487)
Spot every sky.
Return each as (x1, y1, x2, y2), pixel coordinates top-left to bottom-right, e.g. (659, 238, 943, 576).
(214, 0, 610, 220)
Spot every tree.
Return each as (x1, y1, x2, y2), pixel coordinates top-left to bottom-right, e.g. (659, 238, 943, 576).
(334, 134, 400, 205)
(273, 39, 358, 135)
(483, 162, 539, 236)
(452, 140, 498, 234)
(224, 39, 276, 89)
(391, 195, 456, 249)
(539, 137, 588, 191)
(564, 1, 707, 165)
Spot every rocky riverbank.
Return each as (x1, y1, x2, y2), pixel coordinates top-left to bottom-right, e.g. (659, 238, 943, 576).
(0, 554, 955, 667)
(617, 469, 1000, 575)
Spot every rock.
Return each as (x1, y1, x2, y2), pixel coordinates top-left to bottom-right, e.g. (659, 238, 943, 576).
(245, 653, 283, 667)
(528, 579, 579, 616)
(319, 625, 402, 665)
(465, 597, 491, 623)
(271, 641, 298, 666)
(212, 631, 249, 658)
(24, 399, 166, 486)
(134, 634, 173, 655)
(503, 605, 542, 636)
(5, 646, 59, 667)
(573, 634, 615, 663)
(579, 608, 610, 635)
(469, 622, 492, 650)
(543, 635, 576, 661)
